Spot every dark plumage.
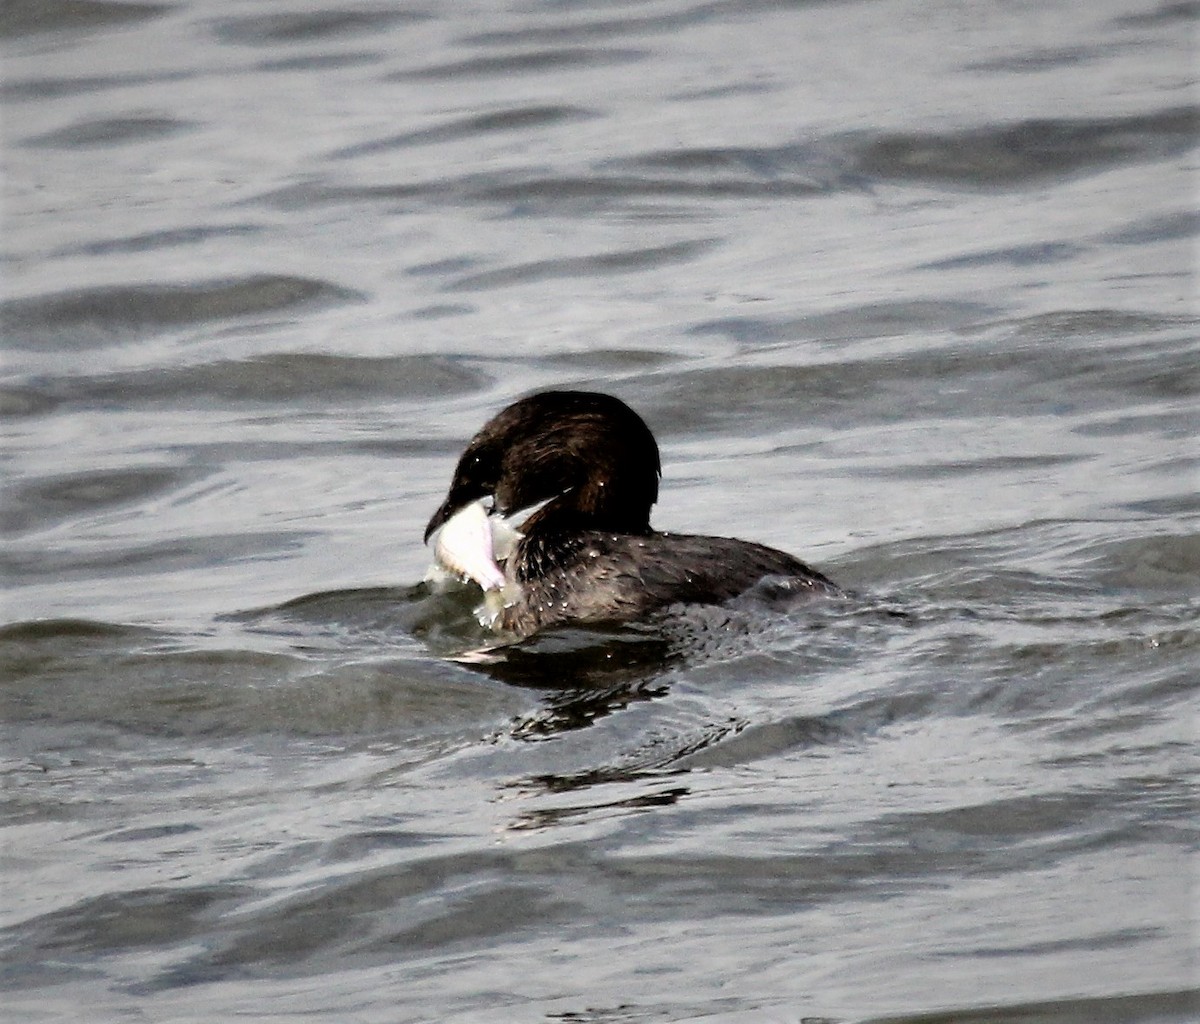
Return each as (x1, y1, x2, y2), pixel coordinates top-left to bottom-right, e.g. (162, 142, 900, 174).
(425, 391, 838, 636)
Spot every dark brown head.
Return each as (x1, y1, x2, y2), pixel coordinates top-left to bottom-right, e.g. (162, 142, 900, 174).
(424, 391, 661, 541)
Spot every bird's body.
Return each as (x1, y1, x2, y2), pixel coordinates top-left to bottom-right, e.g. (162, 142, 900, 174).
(425, 391, 837, 638)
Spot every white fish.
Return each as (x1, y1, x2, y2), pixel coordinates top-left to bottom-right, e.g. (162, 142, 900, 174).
(425, 498, 531, 629)
(430, 498, 507, 592)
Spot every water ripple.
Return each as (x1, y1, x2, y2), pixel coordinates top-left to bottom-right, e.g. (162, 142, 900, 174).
(0, 0, 168, 38)
(209, 7, 430, 45)
(852, 106, 1199, 188)
(13, 352, 486, 410)
(25, 114, 195, 149)
(392, 46, 646, 79)
(2, 276, 365, 349)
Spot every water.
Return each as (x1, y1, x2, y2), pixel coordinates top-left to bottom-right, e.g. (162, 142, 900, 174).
(2, 0, 1197, 1020)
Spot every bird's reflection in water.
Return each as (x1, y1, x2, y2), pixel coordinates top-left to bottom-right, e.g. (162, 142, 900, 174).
(457, 624, 682, 741)
(505, 782, 690, 832)
(240, 582, 864, 832)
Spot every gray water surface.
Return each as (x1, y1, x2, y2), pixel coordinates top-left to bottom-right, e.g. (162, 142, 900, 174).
(2, 0, 1198, 1021)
